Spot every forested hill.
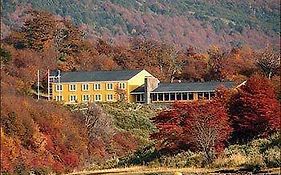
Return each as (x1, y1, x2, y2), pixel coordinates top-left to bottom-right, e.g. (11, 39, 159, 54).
(1, 0, 280, 50)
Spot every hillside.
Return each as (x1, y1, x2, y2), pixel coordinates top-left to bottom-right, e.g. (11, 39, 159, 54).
(0, 6, 280, 175)
(1, 0, 280, 49)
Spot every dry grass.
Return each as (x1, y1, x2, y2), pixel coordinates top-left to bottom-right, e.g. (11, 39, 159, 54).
(67, 166, 211, 175)
(213, 153, 247, 168)
(66, 166, 280, 175)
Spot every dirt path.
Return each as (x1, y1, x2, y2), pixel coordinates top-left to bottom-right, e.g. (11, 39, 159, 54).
(67, 166, 280, 175)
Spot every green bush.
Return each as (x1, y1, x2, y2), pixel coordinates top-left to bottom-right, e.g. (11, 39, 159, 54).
(0, 48, 11, 63)
(101, 102, 156, 145)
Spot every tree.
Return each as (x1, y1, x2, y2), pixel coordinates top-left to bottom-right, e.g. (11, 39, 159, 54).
(151, 100, 232, 164)
(256, 48, 280, 79)
(205, 46, 226, 81)
(229, 75, 280, 142)
(79, 104, 115, 140)
(182, 53, 208, 81)
(21, 10, 58, 51)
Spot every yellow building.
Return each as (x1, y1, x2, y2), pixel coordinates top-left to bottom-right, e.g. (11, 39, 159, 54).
(48, 69, 236, 104)
(49, 69, 155, 104)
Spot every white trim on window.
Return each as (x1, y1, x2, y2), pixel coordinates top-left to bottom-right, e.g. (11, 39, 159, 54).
(55, 96, 63, 101)
(94, 83, 101, 90)
(119, 82, 126, 89)
(56, 84, 63, 92)
(82, 84, 89, 91)
(107, 94, 114, 101)
(94, 94, 102, 101)
(82, 94, 90, 102)
(69, 95, 77, 103)
(69, 84, 76, 91)
(106, 83, 113, 90)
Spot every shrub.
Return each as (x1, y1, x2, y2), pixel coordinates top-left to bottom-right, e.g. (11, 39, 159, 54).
(213, 153, 247, 168)
(229, 75, 280, 142)
(244, 151, 265, 173)
(151, 100, 232, 164)
(0, 47, 11, 63)
(212, 133, 280, 169)
(264, 147, 280, 168)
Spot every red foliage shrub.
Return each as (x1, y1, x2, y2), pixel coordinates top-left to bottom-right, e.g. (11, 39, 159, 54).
(62, 152, 80, 169)
(112, 132, 138, 156)
(151, 100, 232, 163)
(229, 75, 280, 142)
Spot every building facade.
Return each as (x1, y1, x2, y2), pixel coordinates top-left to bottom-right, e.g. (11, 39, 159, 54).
(49, 69, 155, 104)
(131, 81, 234, 103)
(48, 69, 235, 104)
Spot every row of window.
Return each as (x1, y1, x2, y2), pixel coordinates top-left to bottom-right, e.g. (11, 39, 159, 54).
(55, 94, 114, 102)
(151, 92, 215, 101)
(56, 82, 126, 92)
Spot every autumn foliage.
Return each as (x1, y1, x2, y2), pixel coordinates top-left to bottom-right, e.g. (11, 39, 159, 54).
(228, 75, 280, 142)
(0, 92, 139, 174)
(151, 100, 232, 163)
(1, 9, 280, 173)
(151, 75, 280, 162)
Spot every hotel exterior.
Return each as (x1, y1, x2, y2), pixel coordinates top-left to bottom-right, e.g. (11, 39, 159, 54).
(48, 69, 235, 104)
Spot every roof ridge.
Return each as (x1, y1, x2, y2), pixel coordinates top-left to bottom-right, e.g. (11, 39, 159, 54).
(159, 81, 234, 84)
(61, 69, 143, 73)
(56, 69, 145, 82)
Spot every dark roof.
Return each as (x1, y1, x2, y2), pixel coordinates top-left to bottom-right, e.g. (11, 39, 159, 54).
(152, 81, 235, 93)
(52, 70, 143, 82)
(131, 85, 145, 93)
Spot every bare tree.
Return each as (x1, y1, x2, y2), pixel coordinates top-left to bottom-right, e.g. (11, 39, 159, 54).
(80, 104, 115, 140)
(257, 49, 280, 79)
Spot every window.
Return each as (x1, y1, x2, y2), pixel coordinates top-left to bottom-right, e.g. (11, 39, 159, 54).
(164, 93, 169, 101)
(69, 95, 77, 103)
(176, 93, 182, 100)
(82, 84, 89, 91)
(204, 92, 210, 100)
(119, 82, 126, 89)
(136, 94, 144, 102)
(151, 93, 157, 101)
(107, 83, 113, 90)
(188, 93, 194, 100)
(95, 94, 102, 101)
(210, 92, 216, 99)
(170, 93, 175, 101)
(94, 83, 101, 90)
(69, 84, 76, 91)
(198, 92, 203, 100)
(55, 96, 63, 101)
(158, 93, 164, 101)
(182, 92, 188, 100)
(119, 94, 125, 101)
(82, 94, 90, 102)
(56, 84, 63, 91)
(107, 94, 113, 101)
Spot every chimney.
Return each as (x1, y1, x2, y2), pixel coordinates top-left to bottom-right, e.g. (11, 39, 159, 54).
(144, 76, 159, 104)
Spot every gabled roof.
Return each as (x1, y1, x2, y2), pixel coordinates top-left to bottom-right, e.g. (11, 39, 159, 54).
(152, 81, 235, 93)
(51, 70, 144, 82)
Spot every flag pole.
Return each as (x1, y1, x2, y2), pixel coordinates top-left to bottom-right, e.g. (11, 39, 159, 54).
(47, 69, 50, 101)
(37, 70, 40, 100)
